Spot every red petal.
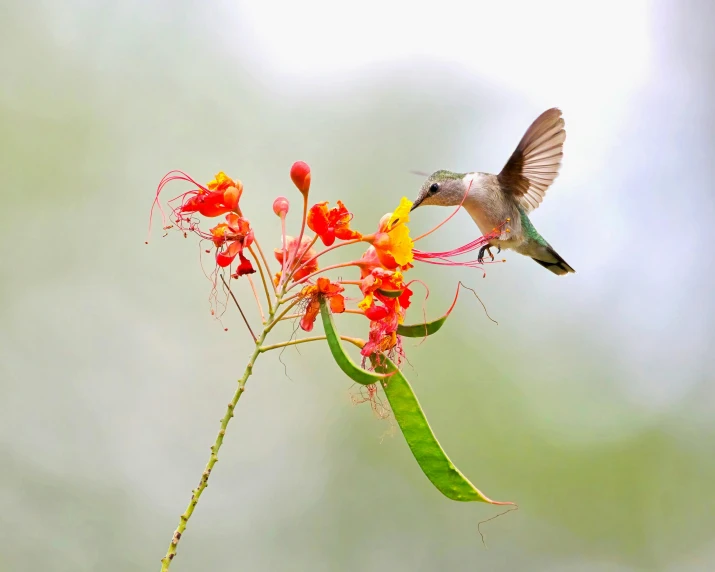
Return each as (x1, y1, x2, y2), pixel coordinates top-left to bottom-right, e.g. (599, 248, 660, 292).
(216, 241, 241, 267)
(307, 203, 330, 235)
(399, 286, 413, 309)
(334, 228, 361, 240)
(321, 228, 335, 246)
(365, 304, 389, 321)
(235, 252, 256, 276)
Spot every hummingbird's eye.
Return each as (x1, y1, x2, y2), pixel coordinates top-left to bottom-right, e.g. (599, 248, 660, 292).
(429, 183, 439, 194)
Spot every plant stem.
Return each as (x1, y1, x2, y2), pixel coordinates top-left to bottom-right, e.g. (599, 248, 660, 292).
(260, 335, 364, 352)
(220, 275, 257, 343)
(160, 322, 272, 570)
(247, 275, 267, 323)
(247, 244, 274, 314)
(286, 261, 360, 292)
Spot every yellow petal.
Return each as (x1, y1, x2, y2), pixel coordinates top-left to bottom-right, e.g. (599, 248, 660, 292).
(358, 293, 374, 311)
(208, 171, 232, 190)
(388, 223, 414, 266)
(387, 197, 413, 229)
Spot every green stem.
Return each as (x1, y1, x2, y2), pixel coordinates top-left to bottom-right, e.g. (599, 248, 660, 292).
(160, 325, 271, 570)
(260, 334, 364, 353)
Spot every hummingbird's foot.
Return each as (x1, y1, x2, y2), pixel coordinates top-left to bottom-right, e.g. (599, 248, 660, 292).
(477, 245, 495, 264)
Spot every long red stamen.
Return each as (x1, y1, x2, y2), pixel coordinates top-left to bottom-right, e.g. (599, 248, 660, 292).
(413, 222, 507, 270)
(149, 170, 210, 237)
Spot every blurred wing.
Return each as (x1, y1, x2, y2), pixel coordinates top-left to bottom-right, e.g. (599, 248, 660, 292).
(497, 108, 566, 213)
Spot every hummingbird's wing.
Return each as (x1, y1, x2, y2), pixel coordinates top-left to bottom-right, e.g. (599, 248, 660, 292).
(497, 108, 566, 213)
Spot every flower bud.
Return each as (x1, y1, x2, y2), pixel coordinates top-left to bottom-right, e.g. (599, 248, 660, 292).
(272, 196, 290, 217)
(290, 161, 311, 196)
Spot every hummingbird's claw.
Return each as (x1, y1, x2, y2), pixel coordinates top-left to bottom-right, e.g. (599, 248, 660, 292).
(477, 245, 497, 264)
(477, 244, 494, 264)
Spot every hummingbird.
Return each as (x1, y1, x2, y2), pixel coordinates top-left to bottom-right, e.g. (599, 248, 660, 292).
(410, 108, 575, 275)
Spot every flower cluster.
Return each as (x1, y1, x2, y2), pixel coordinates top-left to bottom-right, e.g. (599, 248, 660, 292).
(151, 161, 503, 365)
(151, 171, 257, 279)
(294, 192, 416, 362)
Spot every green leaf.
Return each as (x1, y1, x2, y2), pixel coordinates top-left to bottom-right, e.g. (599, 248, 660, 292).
(376, 288, 404, 298)
(396, 315, 448, 338)
(319, 297, 391, 385)
(373, 356, 512, 505)
(396, 284, 460, 338)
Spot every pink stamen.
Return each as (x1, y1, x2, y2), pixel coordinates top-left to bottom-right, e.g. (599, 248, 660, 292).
(148, 170, 210, 239)
(413, 222, 507, 271)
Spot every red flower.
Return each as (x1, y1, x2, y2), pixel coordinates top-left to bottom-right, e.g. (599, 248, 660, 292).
(299, 277, 345, 332)
(307, 201, 362, 246)
(290, 161, 311, 195)
(357, 267, 413, 361)
(274, 235, 318, 283)
(361, 314, 400, 358)
(210, 213, 255, 274)
(180, 172, 243, 217)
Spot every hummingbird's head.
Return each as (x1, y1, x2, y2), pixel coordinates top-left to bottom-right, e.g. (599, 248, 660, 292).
(410, 170, 468, 211)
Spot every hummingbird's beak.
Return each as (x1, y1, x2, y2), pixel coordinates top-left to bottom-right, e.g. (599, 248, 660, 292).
(410, 197, 423, 212)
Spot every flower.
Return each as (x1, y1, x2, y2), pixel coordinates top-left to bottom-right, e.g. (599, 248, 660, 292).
(357, 266, 413, 362)
(180, 172, 242, 217)
(307, 201, 362, 246)
(274, 235, 318, 283)
(210, 213, 255, 275)
(290, 161, 311, 195)
(299, 277, 345, 332)
(370, 197, 414, 269)
(358, 268, 413, 313)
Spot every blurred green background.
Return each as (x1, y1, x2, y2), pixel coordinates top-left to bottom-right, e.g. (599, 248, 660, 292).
(2, 1, 714, 570)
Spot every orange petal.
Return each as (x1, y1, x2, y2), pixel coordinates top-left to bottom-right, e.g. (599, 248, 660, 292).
(329, 294, 346, 314)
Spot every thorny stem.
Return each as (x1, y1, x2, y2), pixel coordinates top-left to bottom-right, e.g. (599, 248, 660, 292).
(247, 244, 274, 314)
(159, 290, 362, 571)
(160, 326, 268, 570)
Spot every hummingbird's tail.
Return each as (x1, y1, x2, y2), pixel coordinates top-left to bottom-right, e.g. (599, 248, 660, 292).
(530, 245, 575, 276)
